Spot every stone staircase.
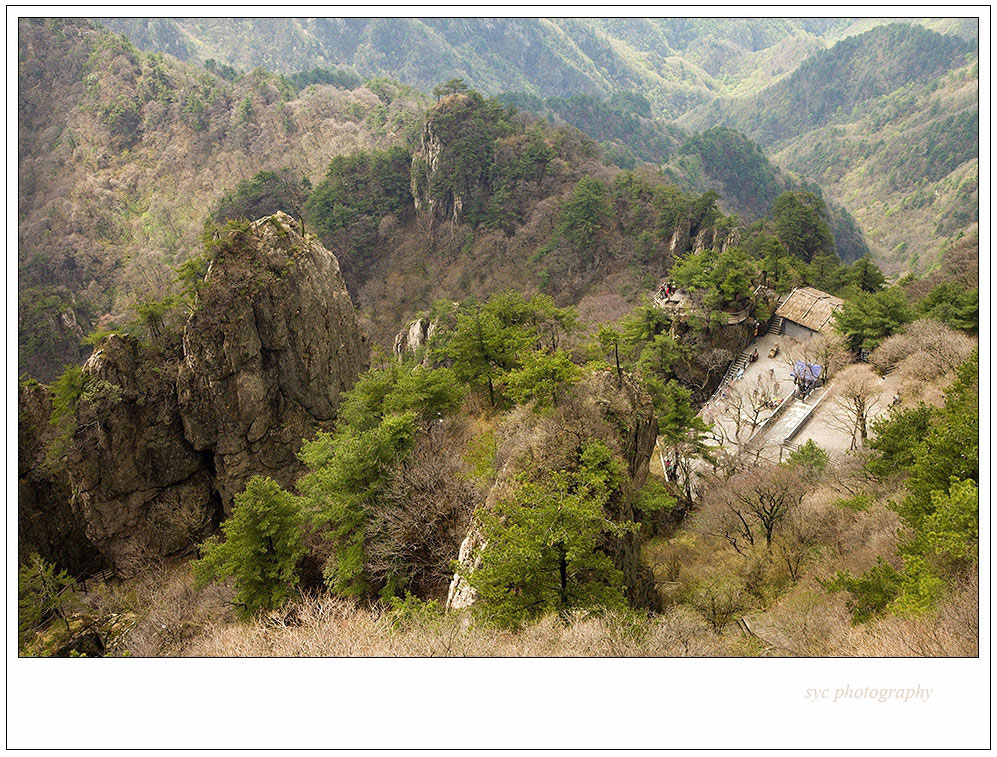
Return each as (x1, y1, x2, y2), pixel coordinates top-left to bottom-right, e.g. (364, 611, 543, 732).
(718, 348, 752, 387)
(767, 315, 784, 336)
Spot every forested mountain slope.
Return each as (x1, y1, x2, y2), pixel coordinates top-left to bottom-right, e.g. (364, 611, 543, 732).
(679, 23, 975, 147)
(18, 18, 425, 380)
(771, 58, 978, 274)
(17, 17, 980, 665)
(492, 92, 870, 261)
(680, 23, 978, 273)
(98, 17, 978, 275)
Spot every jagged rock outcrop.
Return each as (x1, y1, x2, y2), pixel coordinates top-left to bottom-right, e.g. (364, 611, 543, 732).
(410, 93, 492, 228)
(392, 316, 435, 360)
(19, 212, 369, 575)
(64, 334, 217, 576)
(446, 524, 485, 611)
(18, 382, 104, 576)
(447, 370, 660, 612)
(692, 224, 740, 253)
(665, 216, 740, 262)
(177, 213, 368, 512)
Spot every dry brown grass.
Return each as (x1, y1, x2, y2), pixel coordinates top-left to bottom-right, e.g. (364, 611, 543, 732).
(840, 573, 979, 657)
(180, 593, 752, 657)
(91, 545, 974, 657)
(89, 561, 236, 657)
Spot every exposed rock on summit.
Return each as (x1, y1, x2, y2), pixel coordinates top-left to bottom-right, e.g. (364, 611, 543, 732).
(19, 212, 369, 575)
(177, 212, 369, 512)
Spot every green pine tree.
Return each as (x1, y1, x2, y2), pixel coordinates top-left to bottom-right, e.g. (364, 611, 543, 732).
(194, 476, 306, 617)
(465, 463, 637, 628)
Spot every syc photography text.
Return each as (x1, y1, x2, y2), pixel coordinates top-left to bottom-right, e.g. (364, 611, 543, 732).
(805, 684, 934, 703)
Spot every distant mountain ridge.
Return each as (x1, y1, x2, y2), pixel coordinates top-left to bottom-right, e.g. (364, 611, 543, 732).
(678, 23, 976, 147)
(97, 17, 978, 118)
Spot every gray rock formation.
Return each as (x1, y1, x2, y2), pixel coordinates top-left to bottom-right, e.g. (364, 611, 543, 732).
(692, 224, 740, 253)
(64, 334, 217, 576)
(667, 217, 691, 257)
(445, 525, 484, 611)
(19, 212, 369, 575)
(392, 316, 434, 359)
(177, 212, 368, 512)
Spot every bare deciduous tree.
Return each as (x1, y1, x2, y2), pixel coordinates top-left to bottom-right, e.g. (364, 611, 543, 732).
(769, 590, 849, 656)
(704, 372, 781, 472)
(688, 576, 750, 635)
(828, 364, 883, 450)
(693, 345, 734, 391)
(780, 332, 851, 397)
(869, 319, 975, 383)
(774, 498, 845, 581)
(366, 437, 481, 596)
(696, 465, 811, 553)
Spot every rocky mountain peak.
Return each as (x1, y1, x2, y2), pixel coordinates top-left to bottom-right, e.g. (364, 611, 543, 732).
(178, 212, 369, 512)
(20, 213, 370, 574)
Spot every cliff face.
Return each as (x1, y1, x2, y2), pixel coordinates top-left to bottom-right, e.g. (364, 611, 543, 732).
(178, 213, 369, 511)
(20, 213, 368, 574)
(692, 224, 740, 253)
(65, 335, 217, 575)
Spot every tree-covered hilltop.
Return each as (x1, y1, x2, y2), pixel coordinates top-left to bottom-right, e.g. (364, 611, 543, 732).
(497, 90, 685, 167)
(21, 17, 979, 380)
